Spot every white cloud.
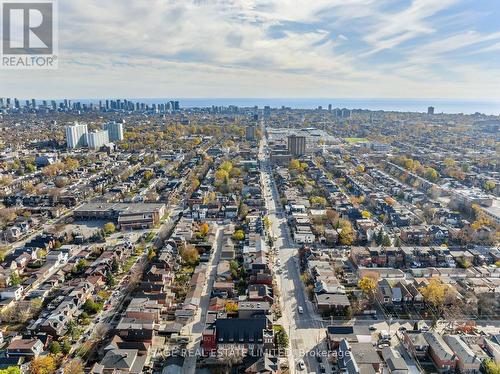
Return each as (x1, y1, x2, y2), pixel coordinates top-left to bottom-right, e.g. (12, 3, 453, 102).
(0, 0, 499, 99)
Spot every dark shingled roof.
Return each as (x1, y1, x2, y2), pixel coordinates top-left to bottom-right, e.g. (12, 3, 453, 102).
(216, 317, 267, 344)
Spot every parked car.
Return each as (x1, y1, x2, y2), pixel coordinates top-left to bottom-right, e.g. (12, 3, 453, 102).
(297, 360, 305, 371)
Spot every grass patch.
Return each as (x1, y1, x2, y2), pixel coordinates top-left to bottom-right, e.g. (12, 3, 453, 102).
(345, 137, 368, 143)
(122, 255, 138, 273)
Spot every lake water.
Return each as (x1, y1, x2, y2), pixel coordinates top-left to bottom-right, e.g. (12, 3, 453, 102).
(72, 98, 500, 115)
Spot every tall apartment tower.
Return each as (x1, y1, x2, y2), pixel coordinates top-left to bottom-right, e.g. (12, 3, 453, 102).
(87, 130, 110, 149)
(103, 121, 124, 142)
(427, 106, 435, 115)
(246, 125, 256, 141)
(66, 122, 88, 148)
(288, 135, 306, 156)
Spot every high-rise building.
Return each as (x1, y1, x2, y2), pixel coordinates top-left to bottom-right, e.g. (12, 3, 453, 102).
(246, 125, 256, 141)
(428, 106, 435, 115)
(86, 130, 109, 149)
(328, 104, 332, 112)
(66, 122, 88, 148)
(264, 106, 271, 119)
(288, 135, 306, 156)
(103, 121, 124, 142)
(341, 108, 351, 118)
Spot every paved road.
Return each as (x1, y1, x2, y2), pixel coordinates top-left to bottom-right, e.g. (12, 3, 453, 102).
(259, 133, 328, 374)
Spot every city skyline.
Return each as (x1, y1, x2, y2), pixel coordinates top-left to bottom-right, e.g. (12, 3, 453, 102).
(1, 0, 500, 99)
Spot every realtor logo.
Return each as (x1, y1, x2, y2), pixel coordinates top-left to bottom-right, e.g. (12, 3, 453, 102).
(1, 0, 58, 69)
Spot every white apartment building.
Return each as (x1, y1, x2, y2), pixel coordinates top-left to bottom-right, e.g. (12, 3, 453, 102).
(86, 130, 110, 149)
(103, 121, 124, 142)
(65, 122, 88, 148)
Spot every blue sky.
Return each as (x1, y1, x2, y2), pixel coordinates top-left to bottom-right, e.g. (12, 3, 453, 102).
(1, 0, 500, 99)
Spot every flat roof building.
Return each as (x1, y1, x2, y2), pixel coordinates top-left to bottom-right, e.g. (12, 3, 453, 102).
(66, 122, 88, 148)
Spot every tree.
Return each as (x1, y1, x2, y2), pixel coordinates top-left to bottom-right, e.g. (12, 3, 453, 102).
(484, 181, 496, 192)
(83, 299, 103, 314)
(484, 359, 500, 374)
(10, 272, 21, 286)
(0, 174, 13, 186)
(63, 359, 84, 374)
(326, 209, 340, 227)
(361, 210, 371, 219)
(25, 163, 36, 173)
(274, 326, 289, 350)
(66, 320, 82, 341)
(424, 167, 439, 182)
(49, 341, 61, 354)
(358, 276, 377, 300)
(106, 272, 116, 287)
(218, 348, 243, 374)
(179, 244, 199, 265)
(61, 340, 72, 355)
(143, 170, 154, 180)
(442, 157, 455, 167)
(225, 301, 238, 312)
(73, 259, 87, 274)
(419, 278, 449, 311)
(338, 220, 354, 246)
(220, 161, 233, 173)
(0, 208, 17, 225)
(147, 248, 156, 261)
(64, 157, 80, 171)
(263, 216, 271, 231)
(54, 176, 69, 188)
(29, 355, 56, 374)
(215, 169, 229, 181)
(198, 222, 210, 236)
(103, 222, 115, 235)
(111, 258, 120, 273)
(229, 167, 241, 178)
(0, 367, 21, 374)
(381, 234, 392, 247)
(232, 230, 245, 241)
(42, 162, 64, 177)
(289, 159, 303, 172)
(309, 196, 327, 207)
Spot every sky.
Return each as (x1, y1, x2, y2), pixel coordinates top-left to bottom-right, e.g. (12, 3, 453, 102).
(1, 0, 500, 99)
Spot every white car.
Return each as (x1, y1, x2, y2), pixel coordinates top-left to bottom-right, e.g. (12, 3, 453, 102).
(297, 360, 306, 370)
(298, 306, 304, 314)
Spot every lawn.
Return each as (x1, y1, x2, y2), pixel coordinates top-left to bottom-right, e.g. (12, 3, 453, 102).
(345, 137, 369, 143)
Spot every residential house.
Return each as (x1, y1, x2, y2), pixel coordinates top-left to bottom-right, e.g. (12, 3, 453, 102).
(423, 332, 457, 373)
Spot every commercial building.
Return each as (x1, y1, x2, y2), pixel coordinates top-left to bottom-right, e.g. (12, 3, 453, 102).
(65, 122, 88, 148)
(287, 135, 306, 156)
(246, 125, 256, 141)
(86, 130, 110, 150)
(428, 106, 435, 115)
(103, 121, 124, 142)
(74, 202, 166, 230)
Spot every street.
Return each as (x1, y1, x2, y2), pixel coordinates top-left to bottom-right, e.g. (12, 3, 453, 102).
(259, 132, 328, 374)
